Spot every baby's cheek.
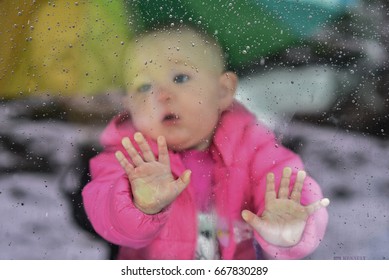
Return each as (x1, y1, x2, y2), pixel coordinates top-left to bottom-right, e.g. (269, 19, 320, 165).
(132, 109, 153, 125)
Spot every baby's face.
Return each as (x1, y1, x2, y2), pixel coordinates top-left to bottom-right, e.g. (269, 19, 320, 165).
(124, 30, 233, 151)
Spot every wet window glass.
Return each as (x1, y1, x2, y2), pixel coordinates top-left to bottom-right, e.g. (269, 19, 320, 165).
(1, 0, 388, 261)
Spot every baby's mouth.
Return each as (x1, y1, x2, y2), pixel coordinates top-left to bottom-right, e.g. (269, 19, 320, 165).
(162, 113, 180, 123)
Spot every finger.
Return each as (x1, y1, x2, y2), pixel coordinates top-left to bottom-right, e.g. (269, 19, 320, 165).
(265, 172, 276, 204)
(305, 198, 330, 215)
(157, 136, 170, 166)
(278, 167, 292, 199)
(290, 170, 306, 203)
(121, 137, 144, 166)
(115, 150, 134, 177)
(173, 170, 191, 196)
(241, 209, 263, 233)
(134, 132, 156, 162)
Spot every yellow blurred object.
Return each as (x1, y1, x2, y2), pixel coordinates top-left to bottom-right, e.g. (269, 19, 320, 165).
(0, 0, 132, 98)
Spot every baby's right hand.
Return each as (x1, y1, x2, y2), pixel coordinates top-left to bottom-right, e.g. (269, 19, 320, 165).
(115, 132, 191, 214)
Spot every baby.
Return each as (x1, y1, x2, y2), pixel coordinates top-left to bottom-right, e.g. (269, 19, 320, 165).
(82, 24, 329, 260)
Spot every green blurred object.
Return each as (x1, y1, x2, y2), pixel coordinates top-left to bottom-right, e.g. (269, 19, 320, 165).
(126, 0, 355, 70)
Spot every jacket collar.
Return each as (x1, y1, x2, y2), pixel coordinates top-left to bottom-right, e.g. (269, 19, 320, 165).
(211, 101, 256, 165)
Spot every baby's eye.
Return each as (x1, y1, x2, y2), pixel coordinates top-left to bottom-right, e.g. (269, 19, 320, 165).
(137, 84, 152, 93)
(173, 74, 190, 84)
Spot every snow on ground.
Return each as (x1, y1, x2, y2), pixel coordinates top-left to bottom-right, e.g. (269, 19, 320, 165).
(0, 173, 108, 259)
(0, 102, 110, 259)
(280, 121, 389, 259)
(0, 96, 388, 260)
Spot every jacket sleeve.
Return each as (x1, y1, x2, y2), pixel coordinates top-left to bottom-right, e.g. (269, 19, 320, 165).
(248, 127, 329, 259)
(82, 151, 170, 248)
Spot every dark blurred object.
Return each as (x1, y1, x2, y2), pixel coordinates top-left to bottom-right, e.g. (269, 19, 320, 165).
(60, 143, 119, 260)
(0, 93, 124, 124)
(291, 0, 389, 139)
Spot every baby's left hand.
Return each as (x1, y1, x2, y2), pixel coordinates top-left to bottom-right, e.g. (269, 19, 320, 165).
(242, 167, 330, 247)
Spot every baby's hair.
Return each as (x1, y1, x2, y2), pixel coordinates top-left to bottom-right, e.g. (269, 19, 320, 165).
(132, 21, 227, 72)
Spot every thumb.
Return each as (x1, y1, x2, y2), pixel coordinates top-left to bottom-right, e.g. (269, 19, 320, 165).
(174, 169, 191, 194)
(241, 209, 263, 233)
(305, 198, 330, 215)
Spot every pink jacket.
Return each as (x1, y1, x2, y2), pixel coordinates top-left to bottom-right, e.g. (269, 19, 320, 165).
(82, 101, 328, 259)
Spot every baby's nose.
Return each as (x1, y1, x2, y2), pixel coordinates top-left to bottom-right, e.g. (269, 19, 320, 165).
(155, 86, 173, 101)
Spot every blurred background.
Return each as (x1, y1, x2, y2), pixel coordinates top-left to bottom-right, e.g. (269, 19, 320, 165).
(1, 0, 388, 259)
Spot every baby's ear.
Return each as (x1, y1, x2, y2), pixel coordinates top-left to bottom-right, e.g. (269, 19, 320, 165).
(218, 71, 238, 111)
